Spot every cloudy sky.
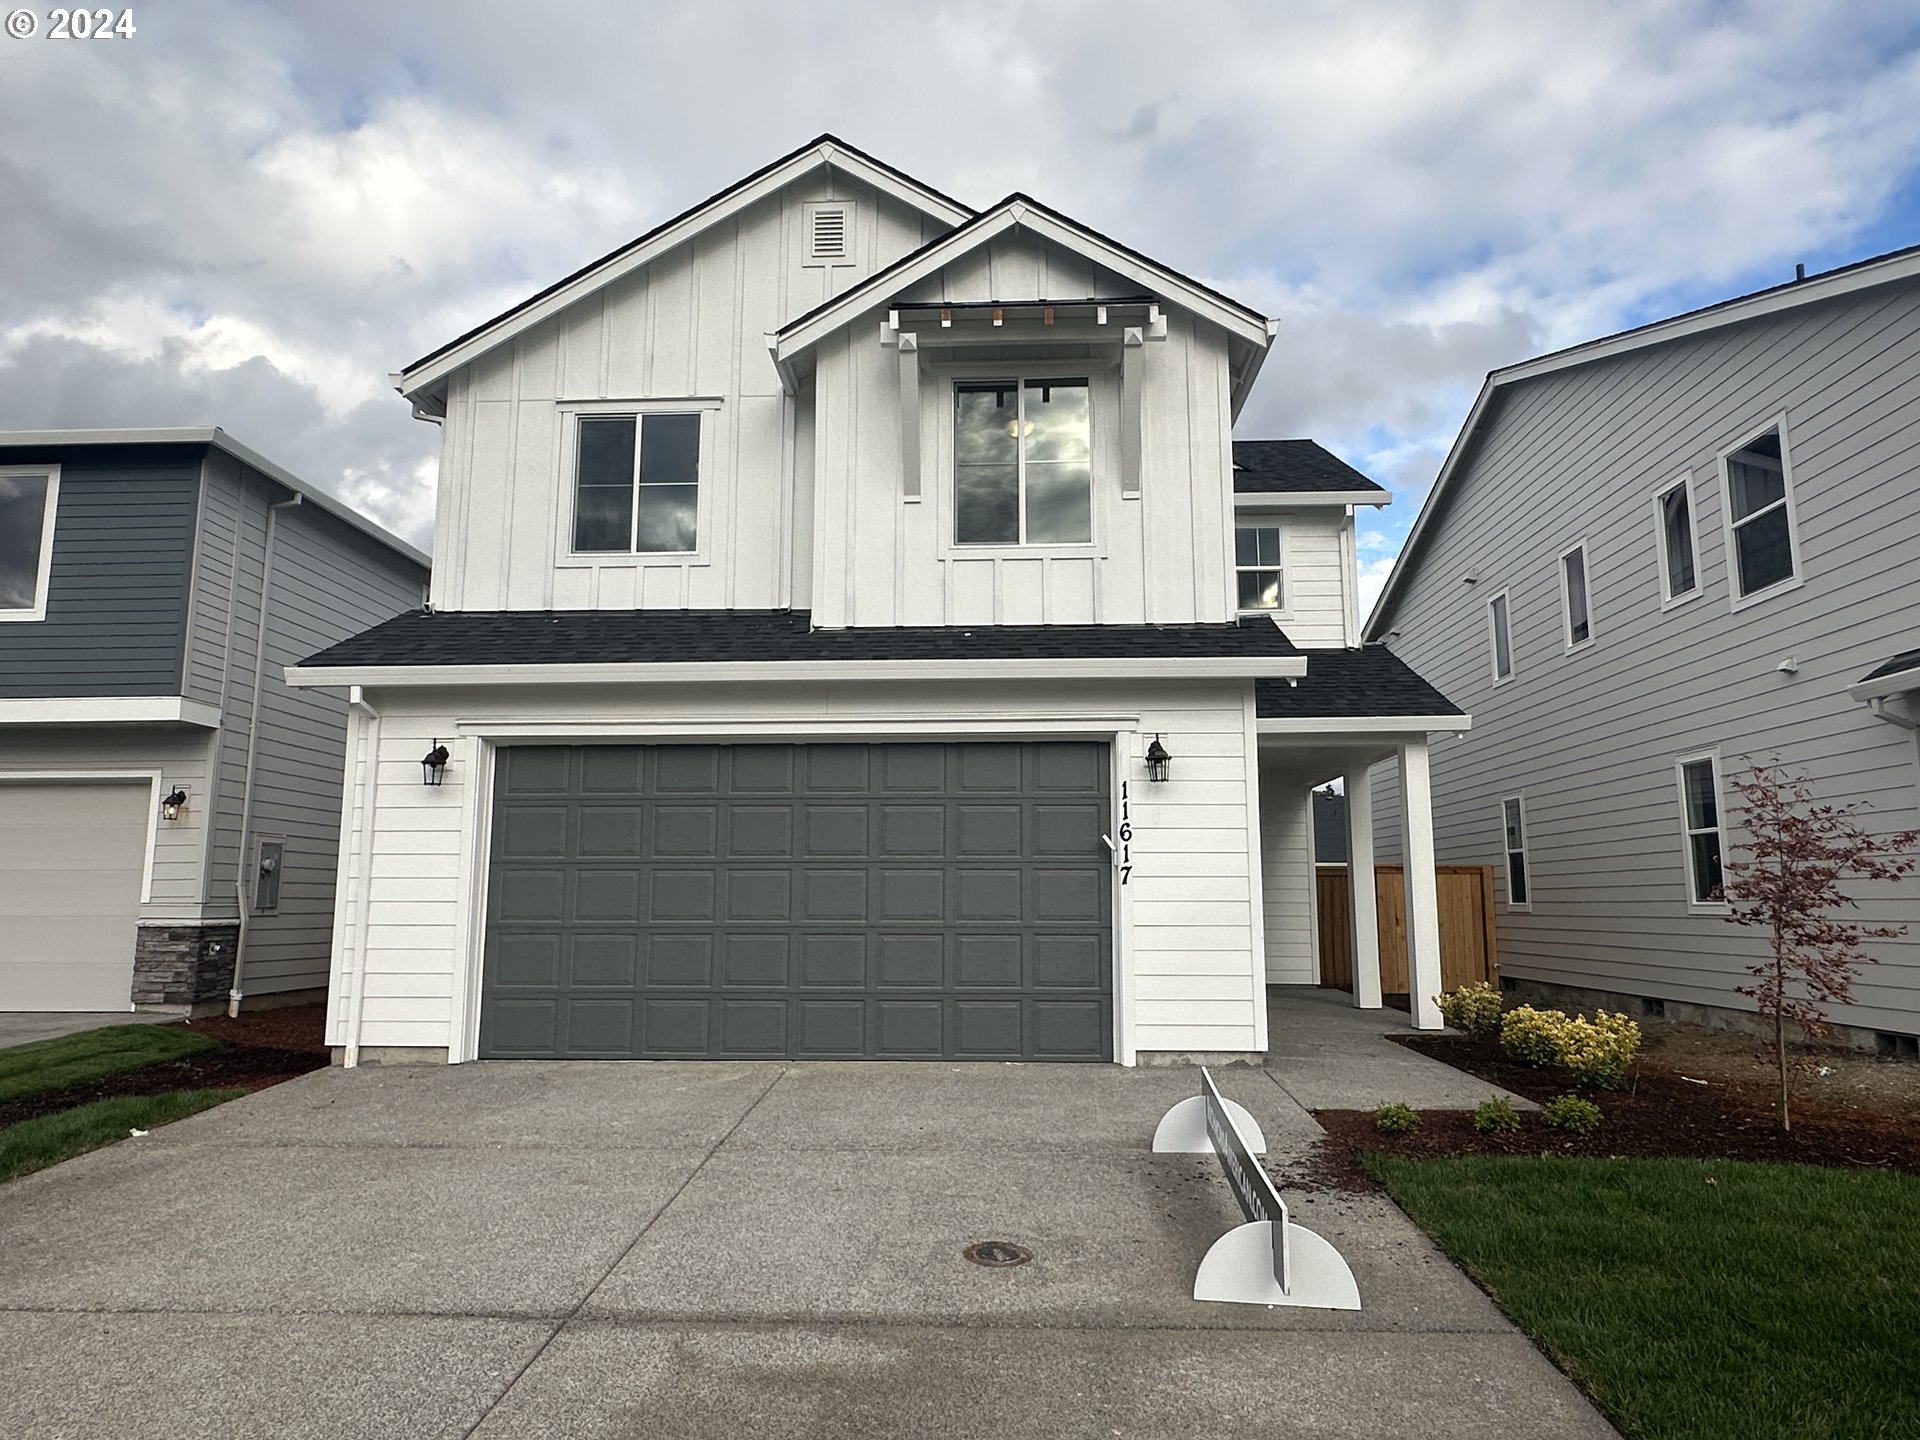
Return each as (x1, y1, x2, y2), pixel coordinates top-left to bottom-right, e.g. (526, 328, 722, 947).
(5, 1, 1919, 608)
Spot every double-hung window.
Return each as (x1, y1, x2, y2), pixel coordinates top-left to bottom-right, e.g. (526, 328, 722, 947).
(1487, 591, 1513, 682)
(0, 467, 59, 622)
(1654, 476, 1699, 603)
(572, 413, 701, 554)
(1721, 423, 1799, 600)
(1560, 542, 1591, 649)
(1235, 524, 1284, 611)
(954, 378, 1092, 545)
(1677, 754, 1727, 905)
(1501, 796, 1530, 907)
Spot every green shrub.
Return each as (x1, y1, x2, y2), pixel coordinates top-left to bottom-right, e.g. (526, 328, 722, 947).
(1542, 1094, 1603, 1134)
(1557, 1011, 1641, 1089)
(1436, 981, 1504, 1039)
(1373, 1102, 1421, 1134)
(1473, 1096, 1523, 1133)
(1499, 1005, 1567, 1066)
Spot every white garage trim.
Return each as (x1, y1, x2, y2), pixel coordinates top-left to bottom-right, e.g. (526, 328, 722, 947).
(0, 770, 164, 903)
(0, 698, 223, 727)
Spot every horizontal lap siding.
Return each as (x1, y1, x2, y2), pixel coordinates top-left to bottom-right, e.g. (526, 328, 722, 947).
(332, 681, 1267, 1058)
(1371, 278, 1920, 1033)
(1257, 759, 1315, 983)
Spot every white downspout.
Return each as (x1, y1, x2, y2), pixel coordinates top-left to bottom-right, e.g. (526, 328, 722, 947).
(344, 685, 382, 1067)
(228, 492, 303, 1017)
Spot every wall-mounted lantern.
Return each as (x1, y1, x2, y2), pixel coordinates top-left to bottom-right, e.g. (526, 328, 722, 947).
(161, 786, 189, 821)
(421, 741, 450, 787)
(1144, 735, 1172, 784)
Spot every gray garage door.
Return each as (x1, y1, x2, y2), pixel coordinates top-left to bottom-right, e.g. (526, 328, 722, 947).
(480, 742, 1111, 1060)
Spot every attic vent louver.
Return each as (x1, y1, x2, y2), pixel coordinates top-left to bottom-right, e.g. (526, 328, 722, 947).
(804, 202, 853, 265)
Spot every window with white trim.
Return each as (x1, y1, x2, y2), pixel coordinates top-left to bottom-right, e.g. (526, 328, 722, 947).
(1655, 477, 1699, 602)
(954, 378, 1092, 545)
(1677, 755, 1726, 905)
(1501, 796, 1530, 907)
(1488, 591, 1513, 681)
(571, 414, 701, 554)
(1234, 524, 1284, 611)
(1721, 424, 1798, 598)
(0, 467, 58, 622)
(1560, 542, 1591, 649)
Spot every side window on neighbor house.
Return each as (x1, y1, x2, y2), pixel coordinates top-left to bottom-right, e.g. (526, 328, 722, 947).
(572, 414, 701, 554)
(1235, 524, 1284, 611)
(1721, 424, 1798, 600)
(1560, 543, 1591, 648)
(1655, 476, 1699, 602)
(1487, 591, 1513, 681)
(954, 378, 1092, 545)
(1501, 796, 1530, 907)
(0, 469, 58, 621)
(1677, 755, 1726, 905)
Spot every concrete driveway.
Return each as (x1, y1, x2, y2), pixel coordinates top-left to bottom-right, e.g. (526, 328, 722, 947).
(0, 1036, 1613, 1437)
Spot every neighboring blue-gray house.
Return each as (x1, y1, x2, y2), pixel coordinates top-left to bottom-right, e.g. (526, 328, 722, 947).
(0, 429, 428, 1015)
(1365, 245, 1920, 1048)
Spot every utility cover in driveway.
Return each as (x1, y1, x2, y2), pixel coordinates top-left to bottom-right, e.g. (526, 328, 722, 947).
(480, 743, 1112, 1060)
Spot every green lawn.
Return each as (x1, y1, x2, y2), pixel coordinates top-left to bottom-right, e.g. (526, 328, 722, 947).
(1368, 1155, 1920, 1440)
(0, 1024, 215, 1104)
(0, 1090, 245, 1181)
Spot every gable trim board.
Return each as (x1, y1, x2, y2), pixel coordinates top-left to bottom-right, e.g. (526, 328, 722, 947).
(396, 136, 976, 400)
(1367, 241, 1920, 639)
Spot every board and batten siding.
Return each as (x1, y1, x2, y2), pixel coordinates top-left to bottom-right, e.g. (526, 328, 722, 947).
(0, 447, 197, 698)
(326, 680, 1268, 1059)
(1369, 275, 1920, 1033)
(430, 173, 942, 615)
(194, 451, 428, 994)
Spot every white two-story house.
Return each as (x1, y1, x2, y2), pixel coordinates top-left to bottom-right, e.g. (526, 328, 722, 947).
(287, 137, 1465, 1066)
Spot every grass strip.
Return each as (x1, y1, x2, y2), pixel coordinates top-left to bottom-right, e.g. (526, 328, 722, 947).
(0, 1089, 246, 1182)
(0, 1025, 217, 1104)
(1367, 1154, 1920, 1440)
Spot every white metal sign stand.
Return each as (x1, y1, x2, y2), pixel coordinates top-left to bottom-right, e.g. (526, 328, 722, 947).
(1157, 1068, 1361, 1310)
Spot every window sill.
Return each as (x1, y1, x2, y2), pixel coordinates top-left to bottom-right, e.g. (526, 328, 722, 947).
(1658, 587, 1703, 612)
(1728, 573, 1803, 614)
(556, 552, 713, 570)
(941, 543, 1106, 560)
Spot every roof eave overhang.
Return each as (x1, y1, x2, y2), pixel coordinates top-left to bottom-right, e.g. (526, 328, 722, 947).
(1849, 666, 1920, 703)
(1256, 714, 1471, 735)
(394, 140, 975, 402)
(0, 696, 224, 728)
(1234, 490, 1389, 509)
(283, 655, 1308, 689)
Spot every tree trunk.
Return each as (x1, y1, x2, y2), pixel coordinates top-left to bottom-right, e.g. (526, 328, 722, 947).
(1776, 1000, 1790, 1133)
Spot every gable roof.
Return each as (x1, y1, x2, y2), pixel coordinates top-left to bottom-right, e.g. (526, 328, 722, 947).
(1364, 240, 1920, 639)
(770, 192, 1274, 365)
(1233, 440, 1388, 497)
(1254, 646, 1463, 720)
(393, 135, 975, 401)
(0, 427, 429, 569)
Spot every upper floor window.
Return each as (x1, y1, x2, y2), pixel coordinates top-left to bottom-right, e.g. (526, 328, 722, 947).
(954, 378, 1091, 546)
(1720, 422, 1799, 602)
(1559, 542, 1591, 649)
(0, 467, 58, 622)
(1487, 591, 1513, 682)
(1654, 476, 1699, 604)
(1676, 753, 1726, 906)
(572, 414, 700, 554)
(1235, 524, 1284, 611)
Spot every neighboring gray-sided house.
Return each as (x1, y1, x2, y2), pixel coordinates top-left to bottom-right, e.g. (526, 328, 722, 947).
(0, 430, 428, 1015)
(1366, 244, 1920, 1047)
(285, 136, 1466, 1067)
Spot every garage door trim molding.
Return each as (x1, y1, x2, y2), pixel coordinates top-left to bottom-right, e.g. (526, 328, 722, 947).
(0, 770, 165, 903)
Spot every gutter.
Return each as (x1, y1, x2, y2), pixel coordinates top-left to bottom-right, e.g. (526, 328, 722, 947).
(343, 685, 382, 1068)
(228, 493, 303, 1017)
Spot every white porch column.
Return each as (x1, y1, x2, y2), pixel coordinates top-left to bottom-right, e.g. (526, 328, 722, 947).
(1342, 767, 1382, 1010)
(1397, 738, 1444, 1030)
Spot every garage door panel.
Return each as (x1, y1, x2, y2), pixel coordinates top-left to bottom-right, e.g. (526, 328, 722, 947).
(480, 743, 1110, 1060)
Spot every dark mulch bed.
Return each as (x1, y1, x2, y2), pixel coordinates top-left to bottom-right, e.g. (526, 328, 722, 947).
(1287, 1031, 1920, 1194)
(0, 1004, 328, 1130)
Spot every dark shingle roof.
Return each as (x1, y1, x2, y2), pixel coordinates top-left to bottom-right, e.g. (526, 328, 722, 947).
(1863, 647, 1920, 682)
(1256, 646, 1462, 718)
(297, 609, 1304, 670)
(1232, 440, 1388, 496)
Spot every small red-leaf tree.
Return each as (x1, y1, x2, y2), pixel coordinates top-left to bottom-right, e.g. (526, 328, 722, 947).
(1720, 759, 1919, 1132)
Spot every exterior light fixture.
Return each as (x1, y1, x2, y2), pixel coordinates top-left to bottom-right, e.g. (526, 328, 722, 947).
(1144, 735, 1172, 784)
(421, 741, 450, 787)
(161, 786, 189, 821)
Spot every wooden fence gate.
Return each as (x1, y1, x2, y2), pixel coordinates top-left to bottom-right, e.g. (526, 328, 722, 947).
(1314, 864, 1498, 996)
